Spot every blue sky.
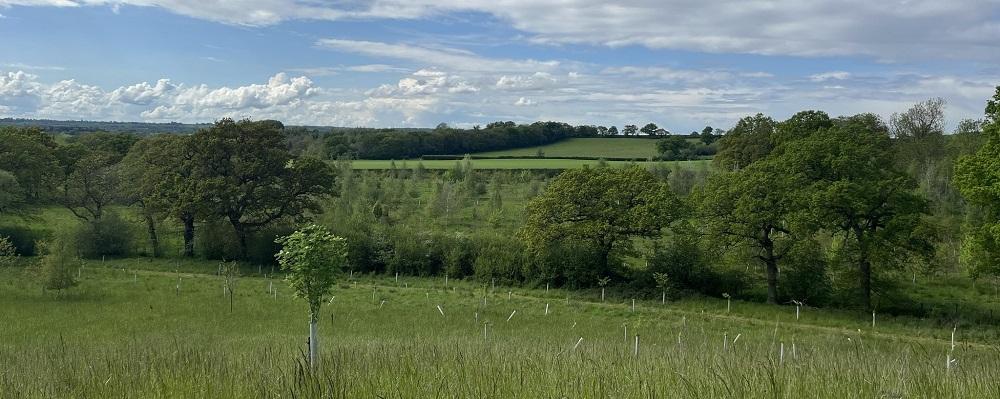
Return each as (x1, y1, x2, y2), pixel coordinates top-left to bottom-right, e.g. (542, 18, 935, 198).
(1, 1, 998, 131)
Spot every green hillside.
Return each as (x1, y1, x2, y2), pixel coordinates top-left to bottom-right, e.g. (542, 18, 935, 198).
(473, 138, 665, 159)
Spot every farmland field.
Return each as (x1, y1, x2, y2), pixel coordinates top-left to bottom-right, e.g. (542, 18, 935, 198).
(350, 158, 710, 170)
(2, 259, 998, 398)
(473, 137, 666, 159)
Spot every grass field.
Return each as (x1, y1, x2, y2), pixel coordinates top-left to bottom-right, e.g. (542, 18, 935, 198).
(474, 137, 665, 159)
(350, 158, 709, 170)
(3, 258, 999, 398)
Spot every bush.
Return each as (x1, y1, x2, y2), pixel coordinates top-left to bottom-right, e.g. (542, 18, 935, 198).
(780, 240, 832, 306)
(645, 234, 742, 297)
(0, 225, 47, 256)
(36, 234, 80, 291)
(473, 234, 526, 284)
(0, 235, 17, 267)
(197, 219, 242, 261)
(73, 213, 135, 259)
(527, 240, 604, 288)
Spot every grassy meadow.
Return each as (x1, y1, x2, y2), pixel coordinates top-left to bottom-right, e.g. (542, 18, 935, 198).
(2, 258, 999, 398)
(472, 137, 665, 159)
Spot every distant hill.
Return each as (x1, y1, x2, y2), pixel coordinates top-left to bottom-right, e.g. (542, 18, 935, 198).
(0, 118, 211, 135)
(0, 118, 441, 136)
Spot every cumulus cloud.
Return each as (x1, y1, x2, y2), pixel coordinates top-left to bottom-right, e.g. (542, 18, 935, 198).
(495, 72, 557, 91)
(368, 69, 478, 97)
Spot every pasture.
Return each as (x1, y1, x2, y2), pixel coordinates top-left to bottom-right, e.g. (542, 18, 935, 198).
(2, 259, 998, 398)
(472, 137, 665, 159)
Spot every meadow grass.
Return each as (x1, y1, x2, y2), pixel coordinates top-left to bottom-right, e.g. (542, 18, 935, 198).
(472, 138, 666, 159)
(2, 258, 998, 398)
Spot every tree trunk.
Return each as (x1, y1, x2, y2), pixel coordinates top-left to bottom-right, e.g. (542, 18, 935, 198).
(230, 218, 249, 260)
(182, 215, 196, 258)
(764, 257, 779, 305)
(859, 257, 872, 313)
(760, 228, 779, 304)
(143, 209, 160, 257)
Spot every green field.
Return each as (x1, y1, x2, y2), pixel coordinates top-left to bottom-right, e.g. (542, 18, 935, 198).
(474, 137, 665, 159)
(351, 158, 709, 170)
(2, 259, 997, 397)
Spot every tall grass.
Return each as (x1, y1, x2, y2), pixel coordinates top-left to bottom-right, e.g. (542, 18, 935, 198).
(2, 262, 998, 398)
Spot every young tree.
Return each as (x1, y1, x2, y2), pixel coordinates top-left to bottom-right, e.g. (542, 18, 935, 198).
(955, 87, 1000, 277)
(37, 236, 80, 294)
(782, 114, 933, 311)
(275, 224, 347, 369)
(521, 167, 683, 276)
(190, 119, 336, 259)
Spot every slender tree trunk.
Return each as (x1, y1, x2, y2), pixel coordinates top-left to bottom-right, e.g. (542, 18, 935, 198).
(143, 209, 160, 257)
(182, 214, 196, 258)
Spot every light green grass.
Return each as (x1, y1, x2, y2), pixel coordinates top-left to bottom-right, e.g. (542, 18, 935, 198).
(475, 137, 666, 159)
(1, 259, 998, 397)
(351, 158, 709, 170)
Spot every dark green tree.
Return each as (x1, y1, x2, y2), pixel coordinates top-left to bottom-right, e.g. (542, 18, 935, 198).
(190, 119, 336, 259)
(521, 167, 683, 275)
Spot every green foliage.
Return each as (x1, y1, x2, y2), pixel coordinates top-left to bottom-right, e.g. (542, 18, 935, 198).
(190, 119, 336, 258)
(713, 113, 776, 170)
(0, 225, 46, 256)
(71, 212, 135, 259)
(36, 235, 79, 291)
(473, 234, 527, 284)
(656, 136, 695, 160)
(955, 86, 1000, 276)
(0, 235, 17, 267)
(0, 126, 60, 202)
(275, 224, 347, 321)
(522, 166, 683, 272)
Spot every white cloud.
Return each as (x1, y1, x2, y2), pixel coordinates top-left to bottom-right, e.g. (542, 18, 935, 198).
(495, 72, 557, 91)
(514, 97, 535, 106)
(367, 69, 478, 97)
(2, 62, 65, 71)
(4, 1, 999, 61)
(316, 38, 559, 73)
(110, 79, 175, 105)
(810, 71, 851, 82)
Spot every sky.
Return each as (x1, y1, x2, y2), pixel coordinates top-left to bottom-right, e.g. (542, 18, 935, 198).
(0, 1, 999, 131)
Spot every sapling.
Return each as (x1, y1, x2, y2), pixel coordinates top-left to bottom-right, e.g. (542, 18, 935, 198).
(722, 293, 731, 313)
(274, 224, 347, 370)
(598, 276, 610, 302)
(545, 303, 549, 316)
(791, 300, 803, 320)
(221, 261, 239, 313)
(633, 335, 639, 357)
(652, 272, 670, 305)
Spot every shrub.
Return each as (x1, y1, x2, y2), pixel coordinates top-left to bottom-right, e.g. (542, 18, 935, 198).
(473, 234, 526, 284)
(0, 235, 17, 267)
(0, 225, 47, 256)
(73, 212, 135, 259)
(780, 240, 832, 306)
(36, 235, 79, 292)
(197, 219, 242, 261)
